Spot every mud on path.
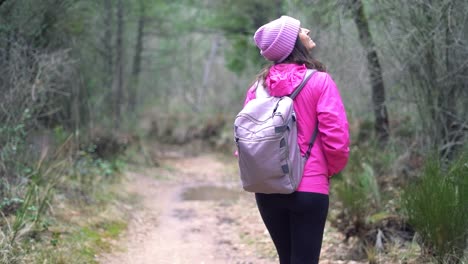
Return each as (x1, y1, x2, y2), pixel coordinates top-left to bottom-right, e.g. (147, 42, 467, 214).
(98, 152, 364, 264)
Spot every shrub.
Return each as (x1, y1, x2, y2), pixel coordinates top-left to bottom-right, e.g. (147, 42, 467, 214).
(332, 162, 381, 240)
(330, 142, 417, 261)
(402, 153, 468, 263)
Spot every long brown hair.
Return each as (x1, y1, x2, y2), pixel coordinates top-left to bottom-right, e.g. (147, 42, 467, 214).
(257, 36, 326, 83)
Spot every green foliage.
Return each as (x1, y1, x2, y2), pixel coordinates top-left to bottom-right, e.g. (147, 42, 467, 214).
(345, 142, 397, 178)
(0, 121, 125, 263)
(199, 0, 287, 73)
(0, 152, 125, 263)
(71, 149, 125, 201)
(224, 35, 259, 73)
(0, 164, 63, 263)
(0, 109, 30, 153)
(335, 161, 381, 222)
(0, 109, 34, 214)
(402, 153, 468, 263)
(330, 141, 407, 252)
(10, 180, 53, 244)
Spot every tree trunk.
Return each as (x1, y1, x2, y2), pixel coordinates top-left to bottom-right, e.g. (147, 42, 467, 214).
(113, 0, 124, 127)
(129, 0, 145, 113)
(351, 0, 389, 144)
(275, 0, 283, 18)
(103, 0, 114, 91)
(199, 35, 219, 107)
(72, 72, 81, 133)
(5, 30, 12, 62)
(440, 2, 463, 160)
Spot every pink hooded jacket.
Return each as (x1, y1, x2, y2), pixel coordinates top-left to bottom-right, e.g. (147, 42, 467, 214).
(243, 64, 350, 194)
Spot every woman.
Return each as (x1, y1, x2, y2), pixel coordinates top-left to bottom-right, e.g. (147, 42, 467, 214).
(244, 16, 350, 263)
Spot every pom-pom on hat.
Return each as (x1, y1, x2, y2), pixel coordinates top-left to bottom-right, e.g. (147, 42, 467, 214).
(253, 16, 301, 63)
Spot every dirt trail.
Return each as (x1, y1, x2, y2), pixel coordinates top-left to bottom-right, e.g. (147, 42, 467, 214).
(98, 154, 275, 264)
(98, 152, 364, 264)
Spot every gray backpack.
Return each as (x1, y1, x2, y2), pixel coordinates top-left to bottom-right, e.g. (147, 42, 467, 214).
(234, 69, 318, 194)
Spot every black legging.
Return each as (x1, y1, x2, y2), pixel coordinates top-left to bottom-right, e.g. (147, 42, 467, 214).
(255, 192, 329, 264)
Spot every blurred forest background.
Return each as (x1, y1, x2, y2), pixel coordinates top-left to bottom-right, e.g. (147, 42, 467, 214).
(0, 0, 467, 263)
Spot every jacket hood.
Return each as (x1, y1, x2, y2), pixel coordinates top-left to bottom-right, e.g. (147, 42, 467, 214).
(265, 63, 308, 97)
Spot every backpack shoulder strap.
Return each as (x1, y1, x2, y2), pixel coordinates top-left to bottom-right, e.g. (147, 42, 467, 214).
(288, 69, 319, 160)
(290, 69, 317, 99)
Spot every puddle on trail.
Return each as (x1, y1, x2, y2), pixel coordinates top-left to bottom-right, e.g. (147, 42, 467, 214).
(182, 186, 240, 201)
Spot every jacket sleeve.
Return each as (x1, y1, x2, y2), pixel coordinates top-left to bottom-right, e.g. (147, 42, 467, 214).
(316, 73, 350, 176)
(243, 83, 257, 106)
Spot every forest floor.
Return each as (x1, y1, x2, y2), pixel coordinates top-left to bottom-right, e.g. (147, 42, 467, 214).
(96, 145, 370, 264)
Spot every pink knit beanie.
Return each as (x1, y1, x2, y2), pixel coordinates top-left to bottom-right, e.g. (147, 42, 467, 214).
(253, 16, 301, 63)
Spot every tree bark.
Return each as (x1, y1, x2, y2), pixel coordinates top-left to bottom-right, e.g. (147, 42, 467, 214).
(113, 0, 124, 127)
(5, 30, 12, 62)
(199, 35, 219, 107)
(351, 0, 389, 144)
(103, 0, 114, 90)
(440, 1, 462, 160)
(129, 0, 145, 113)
